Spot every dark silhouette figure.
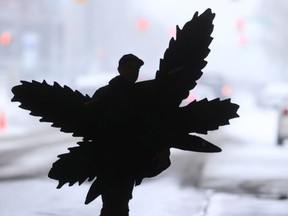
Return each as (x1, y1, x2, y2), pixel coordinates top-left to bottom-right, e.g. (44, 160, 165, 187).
(11, 9, 239, 216)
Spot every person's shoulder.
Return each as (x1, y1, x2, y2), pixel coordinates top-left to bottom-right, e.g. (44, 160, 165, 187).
(92, 85, 110, 99)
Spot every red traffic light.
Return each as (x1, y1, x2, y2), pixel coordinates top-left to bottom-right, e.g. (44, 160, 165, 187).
(136, 18, 149, 32)
(0, 31, 12, 45)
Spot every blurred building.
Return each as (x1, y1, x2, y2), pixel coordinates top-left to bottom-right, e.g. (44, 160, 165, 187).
(0, 0, 167, 85)
(0, 0, 66, 80)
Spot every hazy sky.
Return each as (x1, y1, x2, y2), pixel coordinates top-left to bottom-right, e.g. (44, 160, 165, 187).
(129, 0, 267, 82)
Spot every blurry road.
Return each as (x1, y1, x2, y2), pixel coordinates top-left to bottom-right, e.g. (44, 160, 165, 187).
(0, 126, 209, 183)
(0, 120, 288, 215)
(0, 126, 79, 180)
(201, 143, 288, 196)
(0, 125, 288, 195)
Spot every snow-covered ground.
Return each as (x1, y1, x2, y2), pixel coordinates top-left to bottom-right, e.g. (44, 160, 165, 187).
(1, 90, 288, 216)
(222, 90, 279, 146)
(1, 169, 287, 216)
(194, 91, 288, 207)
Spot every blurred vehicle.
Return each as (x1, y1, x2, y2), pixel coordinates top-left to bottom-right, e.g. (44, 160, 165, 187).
(277, 102, 288, 145)
(257, 82, 288, 109)
(197, 73, 233, 99)
(181, 73, 233, 106)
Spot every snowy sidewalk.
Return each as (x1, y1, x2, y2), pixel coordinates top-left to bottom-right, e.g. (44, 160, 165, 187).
(1, 177, 288, 216)
(1, 144, 288, 216)
(205, 192, 288, 216)
(200, 142, 288, 216)
(1, 135, 288, 215)
(0, 178, 209, 216)
(201, 144, 288, 196)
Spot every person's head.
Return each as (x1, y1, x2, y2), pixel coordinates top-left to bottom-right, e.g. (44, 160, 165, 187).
(117, 54, 144, 83)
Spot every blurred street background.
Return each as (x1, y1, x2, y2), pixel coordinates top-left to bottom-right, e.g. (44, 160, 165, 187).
(1, 0, 288, 215)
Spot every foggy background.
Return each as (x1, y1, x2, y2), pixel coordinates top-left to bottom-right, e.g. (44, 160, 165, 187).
(0, 1, 288, 216)
(1, 0, 288, 144)
(0, 0, 286, 89)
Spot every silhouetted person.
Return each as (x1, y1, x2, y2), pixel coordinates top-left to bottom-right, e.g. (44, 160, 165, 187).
(92, 54, 144, 216)
(11, 9, 239, 216)
(89, 54, 171, 216)
(92, 54, 144, 100)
